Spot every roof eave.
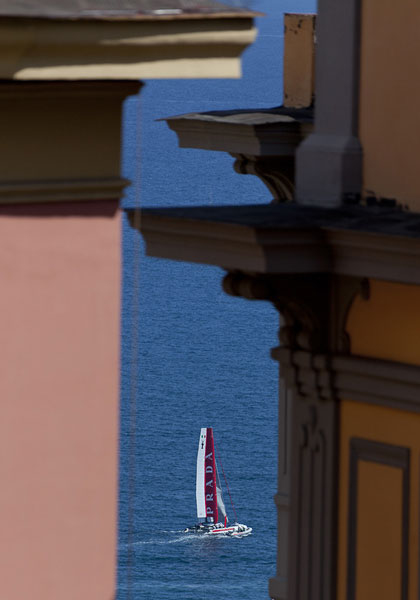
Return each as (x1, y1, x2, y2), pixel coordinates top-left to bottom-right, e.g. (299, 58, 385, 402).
(128, 204, 420, 286)
(0, 15, 257, 80)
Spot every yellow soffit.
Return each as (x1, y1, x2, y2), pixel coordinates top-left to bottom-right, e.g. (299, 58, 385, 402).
(0, 18, 257, 80)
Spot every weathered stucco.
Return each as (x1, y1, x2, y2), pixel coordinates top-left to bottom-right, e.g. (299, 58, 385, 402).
(347, 279, 420, 366)
(337, 400, 419, 600)
(359, 0, 420, 208)
(0, 202, 120, 599)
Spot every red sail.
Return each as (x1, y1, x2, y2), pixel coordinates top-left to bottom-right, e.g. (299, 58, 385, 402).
(204, 428, 218, 523)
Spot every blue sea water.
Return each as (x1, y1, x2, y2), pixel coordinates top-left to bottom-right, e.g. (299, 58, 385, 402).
(118, 1, 316, 598)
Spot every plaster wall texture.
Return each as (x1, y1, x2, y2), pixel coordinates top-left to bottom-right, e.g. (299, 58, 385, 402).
(355, 461, 403, 600)
(359, 0, 420, 208)
(0, 201, 120, 600)
(337, 400, 420, 600)
(283, 13, 315, 108)
(342, 278, 420, 598)
(0, 90, 121, 182)
(347, 279, 420, 366)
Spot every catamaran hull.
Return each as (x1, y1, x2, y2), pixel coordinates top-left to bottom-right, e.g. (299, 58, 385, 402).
(208, 525, 252, 537)
(184, 523, 252, 537)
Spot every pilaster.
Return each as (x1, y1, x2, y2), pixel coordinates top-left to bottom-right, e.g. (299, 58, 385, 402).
(295, 0, 362, 206)
(223, 270, 368, 600)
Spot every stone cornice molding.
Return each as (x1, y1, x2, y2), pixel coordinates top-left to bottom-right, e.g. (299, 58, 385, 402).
(0, 3, 258, 21)
(334, 354, 420, 413)
(134, 203, 420, 286)
(163, 108, 313, 156)
(273, 349, 420, 414)
(163, 108, 313, 202)
(0, 80, 141, 99)
(0, 17, 256, 80)
(0, 177, 129, 204)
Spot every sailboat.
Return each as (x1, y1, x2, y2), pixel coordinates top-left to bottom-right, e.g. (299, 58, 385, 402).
(184, 427, 252, 537)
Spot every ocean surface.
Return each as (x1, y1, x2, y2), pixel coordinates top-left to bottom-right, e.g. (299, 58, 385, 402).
(118, 1, 316, 598)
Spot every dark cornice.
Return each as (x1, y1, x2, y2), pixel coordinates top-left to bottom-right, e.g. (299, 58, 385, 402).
(129, 203, 420, 285)
(163, 107, 313, 155)
(162, 107, 313, 202)
(0, 0, 258, 21)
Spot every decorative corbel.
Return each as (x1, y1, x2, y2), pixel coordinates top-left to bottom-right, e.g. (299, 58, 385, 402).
(231, 154, 295, 203)
(223, 269, 370, 384)
(224, 271, 332, 351)
(223, 270, 332, 399)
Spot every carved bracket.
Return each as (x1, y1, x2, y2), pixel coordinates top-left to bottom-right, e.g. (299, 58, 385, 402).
(222, 270, 370, 398)
(230, 154, 295, 203)
(223, 270, 326, 352)
(223, 271, 369, 351)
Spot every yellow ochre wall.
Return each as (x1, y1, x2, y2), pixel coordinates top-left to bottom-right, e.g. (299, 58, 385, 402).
(359, 0, 420, 209)
(347, 279, 420, 366)
(337, 400, 420, 600)
(336, 280, 420, 599)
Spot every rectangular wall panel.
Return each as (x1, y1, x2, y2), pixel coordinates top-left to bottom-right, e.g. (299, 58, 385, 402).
(347, 438, 410, 600)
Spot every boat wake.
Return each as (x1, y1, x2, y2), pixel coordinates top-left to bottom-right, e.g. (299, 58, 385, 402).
(119, 525, 251, 551)
(119, 530, 203, 549)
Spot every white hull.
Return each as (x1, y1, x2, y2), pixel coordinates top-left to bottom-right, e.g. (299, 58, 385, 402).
(184, 522, 252, 537)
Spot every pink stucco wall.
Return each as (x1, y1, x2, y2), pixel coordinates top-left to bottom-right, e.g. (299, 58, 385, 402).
(0, 201, 120, 599)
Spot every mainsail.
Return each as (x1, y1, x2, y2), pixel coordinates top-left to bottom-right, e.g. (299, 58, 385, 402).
(196, 427, 227, 523)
